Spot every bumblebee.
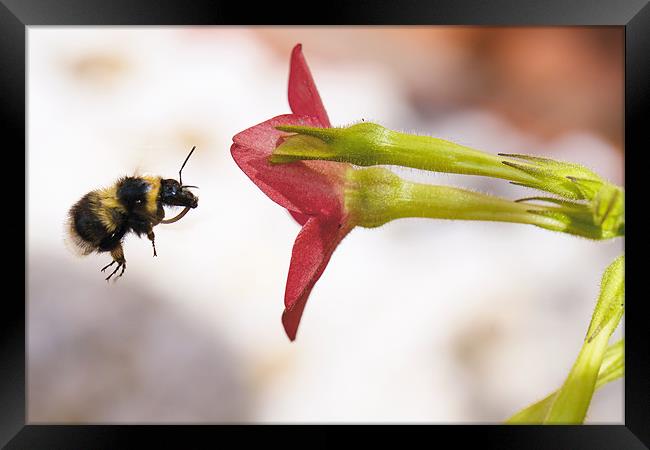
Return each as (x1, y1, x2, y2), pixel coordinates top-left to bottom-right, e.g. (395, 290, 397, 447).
(66, 147, 199, 281)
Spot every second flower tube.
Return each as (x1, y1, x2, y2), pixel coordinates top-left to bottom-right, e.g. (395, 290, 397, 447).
(344, 167, 614, 240)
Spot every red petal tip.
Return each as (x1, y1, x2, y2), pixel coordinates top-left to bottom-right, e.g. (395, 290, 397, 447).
(282, 303, 303, 341)
(288, 43, 330, 127)
(280, 218, 354, 341)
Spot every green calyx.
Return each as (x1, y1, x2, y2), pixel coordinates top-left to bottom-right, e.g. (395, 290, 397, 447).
(591, 183, 625, 235)
(497, 153, 609, 201)
(514, 195, 624, 240)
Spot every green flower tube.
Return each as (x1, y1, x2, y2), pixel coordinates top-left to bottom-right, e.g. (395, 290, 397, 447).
(345, 167, 622, 240)
(272, 122, 621, 203)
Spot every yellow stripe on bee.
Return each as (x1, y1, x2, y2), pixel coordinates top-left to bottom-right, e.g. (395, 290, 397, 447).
(142, 176, 162, 216)
(94, 185, 126, 233)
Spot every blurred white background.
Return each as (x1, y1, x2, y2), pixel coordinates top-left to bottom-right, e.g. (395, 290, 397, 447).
(27, 27, 624, 423)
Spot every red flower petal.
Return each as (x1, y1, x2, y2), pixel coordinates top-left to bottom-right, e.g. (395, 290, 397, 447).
(233, 113, 321, 154)
(282, 216, 354, 341)
(288, 44, 331, 128)
(231, 114, 348, 217)
(231, 44, 357, 341)
(288, 210, 310, 225)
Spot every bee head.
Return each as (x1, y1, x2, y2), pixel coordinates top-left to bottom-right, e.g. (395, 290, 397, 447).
(160, 179, 198, 208)
(160, 146, 199, 209)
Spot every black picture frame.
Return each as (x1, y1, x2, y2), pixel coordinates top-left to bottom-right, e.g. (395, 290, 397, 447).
(4, 0, 647, 448)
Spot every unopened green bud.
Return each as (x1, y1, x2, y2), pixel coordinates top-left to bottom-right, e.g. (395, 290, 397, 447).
(585, 255, 624, 343)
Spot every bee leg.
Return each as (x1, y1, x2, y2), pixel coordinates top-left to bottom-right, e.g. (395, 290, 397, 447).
(147, 227, 157, 257)
(101, 260, 117, 272)
(103, 262, 123, 281)
(102, 245, 127, 282)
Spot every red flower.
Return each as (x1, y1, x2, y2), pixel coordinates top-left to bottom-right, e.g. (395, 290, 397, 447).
(231, 44, 354, 341)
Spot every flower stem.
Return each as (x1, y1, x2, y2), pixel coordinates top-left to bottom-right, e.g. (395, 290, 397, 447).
(542, 255, 624, 423)
(507, 338, 624, 423)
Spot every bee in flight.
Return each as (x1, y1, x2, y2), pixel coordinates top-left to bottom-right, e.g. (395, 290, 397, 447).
(66, 147, 199, 281)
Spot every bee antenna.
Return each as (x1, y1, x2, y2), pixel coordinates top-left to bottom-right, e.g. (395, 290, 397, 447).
(179, 146, 196, 186)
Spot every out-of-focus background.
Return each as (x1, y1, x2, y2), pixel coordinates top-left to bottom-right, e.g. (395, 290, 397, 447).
(28, 27, 624, 423)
